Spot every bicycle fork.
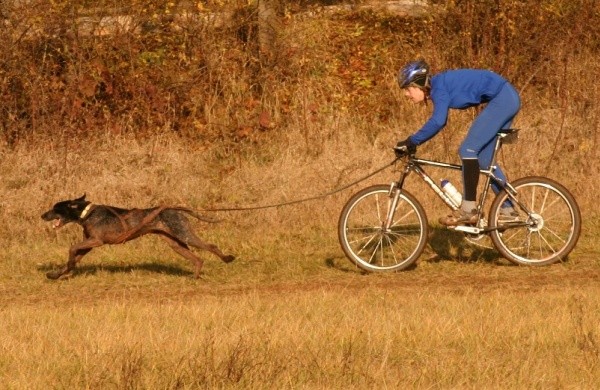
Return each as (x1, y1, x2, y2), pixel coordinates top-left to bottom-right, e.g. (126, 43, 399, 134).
(382, 165, 411, 232)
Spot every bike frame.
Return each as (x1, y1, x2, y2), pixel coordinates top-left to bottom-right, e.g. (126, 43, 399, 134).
(386, 130, 533, 234)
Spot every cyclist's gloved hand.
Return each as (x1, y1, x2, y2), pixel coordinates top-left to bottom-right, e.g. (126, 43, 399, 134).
(394, 137, 417, 157)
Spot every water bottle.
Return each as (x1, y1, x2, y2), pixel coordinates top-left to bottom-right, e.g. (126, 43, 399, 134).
(441, 179, 462, 206)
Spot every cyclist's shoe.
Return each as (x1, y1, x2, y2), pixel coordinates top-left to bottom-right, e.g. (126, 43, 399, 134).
(439, 209, 478, 226)
(498, 206, 520, 222)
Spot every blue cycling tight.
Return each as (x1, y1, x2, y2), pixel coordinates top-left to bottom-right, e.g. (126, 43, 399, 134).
(459, 82, 521, 195)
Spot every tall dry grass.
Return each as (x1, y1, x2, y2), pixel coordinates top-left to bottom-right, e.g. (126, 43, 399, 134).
(1, 113, 599, 387)
(2, 284, 600, 388)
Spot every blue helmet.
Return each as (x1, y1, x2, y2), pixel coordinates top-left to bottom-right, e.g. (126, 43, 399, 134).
(398, 60, 430, 89)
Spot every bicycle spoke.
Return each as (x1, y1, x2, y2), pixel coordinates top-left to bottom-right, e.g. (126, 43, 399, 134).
(499, 228, 521, 244)
(389, 208, 416, 227)
(522, 234, 536, 259)
(539, 186, 550, 214)
(355, 231, 380, 255)
(387, 227, 421, 237)
(367, 238, 382, 265)
(529, 186, 537, 214)
(375, 193, 383, 223)
(540, 193, 562, 215)
(535, 232, 545, 257)
(346, 226, 379, 233)
(540, 225, 568, 244)
(536, 231, 558, 255)
(383, 234, 400, 265)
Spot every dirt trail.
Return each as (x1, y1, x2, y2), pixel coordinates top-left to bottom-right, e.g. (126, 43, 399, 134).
(4, 258, 600, 308)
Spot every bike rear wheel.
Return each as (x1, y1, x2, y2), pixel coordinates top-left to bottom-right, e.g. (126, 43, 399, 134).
(489, 176, 581, 266)
(338, 185, 428, 272)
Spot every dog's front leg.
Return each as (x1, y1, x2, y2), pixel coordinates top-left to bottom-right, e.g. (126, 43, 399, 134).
(46, 238, 104, 280)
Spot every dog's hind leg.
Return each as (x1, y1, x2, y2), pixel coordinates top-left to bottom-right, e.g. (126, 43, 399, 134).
(185, 234, 235, 264)
(160, 236, 205, 278)
(159, 211, 235, 264)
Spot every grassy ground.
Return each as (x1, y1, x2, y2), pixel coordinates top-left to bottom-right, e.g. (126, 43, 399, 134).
(2, 235, 600, 388)
(1, 133, 599, 388)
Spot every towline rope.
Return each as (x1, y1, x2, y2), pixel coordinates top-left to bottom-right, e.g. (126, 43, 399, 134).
(200, 159, 397, 212)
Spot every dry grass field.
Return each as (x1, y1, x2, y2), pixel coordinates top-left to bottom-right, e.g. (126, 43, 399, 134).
(2, 1, 600, 388)
(1, 126, 599, 388)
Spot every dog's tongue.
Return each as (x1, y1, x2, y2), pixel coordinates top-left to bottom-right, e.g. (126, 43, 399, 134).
(52, 219, 62, 229)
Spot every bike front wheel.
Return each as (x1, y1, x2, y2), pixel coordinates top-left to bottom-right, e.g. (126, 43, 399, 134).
(489, 176, 581, 266)
(338, 185, 428, 272)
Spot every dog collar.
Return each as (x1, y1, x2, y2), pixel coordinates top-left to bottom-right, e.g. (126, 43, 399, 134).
(80, 203, 94, 219)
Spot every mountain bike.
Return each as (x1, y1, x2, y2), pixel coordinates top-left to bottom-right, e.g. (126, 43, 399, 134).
(338, 129, 581, 272)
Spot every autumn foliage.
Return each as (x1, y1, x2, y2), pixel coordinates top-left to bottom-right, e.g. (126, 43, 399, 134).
(0, 0, 599, 149)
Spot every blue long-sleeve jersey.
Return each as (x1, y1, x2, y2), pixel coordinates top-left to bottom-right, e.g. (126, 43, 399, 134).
(410, 69, 509, 145)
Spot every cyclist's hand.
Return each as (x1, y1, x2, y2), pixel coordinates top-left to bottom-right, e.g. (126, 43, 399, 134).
(394, 137, 417, 158)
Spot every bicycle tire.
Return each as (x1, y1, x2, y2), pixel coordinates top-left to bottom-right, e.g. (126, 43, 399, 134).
(489, 176, 581, 266)
(338, 185, 428, 272)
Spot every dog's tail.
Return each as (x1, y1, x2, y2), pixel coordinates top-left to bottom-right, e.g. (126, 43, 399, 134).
(168, 207, 222, 223)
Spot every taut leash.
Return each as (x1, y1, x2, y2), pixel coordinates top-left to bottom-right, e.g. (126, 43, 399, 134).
(201, 159, 397, 212)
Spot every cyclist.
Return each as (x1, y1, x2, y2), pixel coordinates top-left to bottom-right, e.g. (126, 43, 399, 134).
(394, 60, 520, 225)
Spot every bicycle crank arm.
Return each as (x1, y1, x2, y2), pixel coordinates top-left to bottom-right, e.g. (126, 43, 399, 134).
(452, 222, 530, 235)
(452, 226, 482, 234)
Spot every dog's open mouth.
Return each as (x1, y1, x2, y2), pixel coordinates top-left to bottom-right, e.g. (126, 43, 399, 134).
(51, 219, 65, 229)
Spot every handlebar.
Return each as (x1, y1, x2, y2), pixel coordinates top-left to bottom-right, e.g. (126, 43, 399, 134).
(393, 145, 416, 159)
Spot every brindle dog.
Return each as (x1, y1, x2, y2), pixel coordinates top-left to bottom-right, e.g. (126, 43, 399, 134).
(41, 194, 234, 279)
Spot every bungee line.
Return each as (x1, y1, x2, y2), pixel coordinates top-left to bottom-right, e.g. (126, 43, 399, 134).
(200, 159, 397, 212)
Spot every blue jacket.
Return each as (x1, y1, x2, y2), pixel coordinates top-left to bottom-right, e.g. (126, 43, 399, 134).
(410, 69, 509, 145)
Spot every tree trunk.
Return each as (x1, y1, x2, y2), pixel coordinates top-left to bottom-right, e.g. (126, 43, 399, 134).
(257, 0, 281, 64)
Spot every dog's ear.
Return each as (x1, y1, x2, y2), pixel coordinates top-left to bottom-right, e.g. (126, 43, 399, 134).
(75, 194, 87, 202)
